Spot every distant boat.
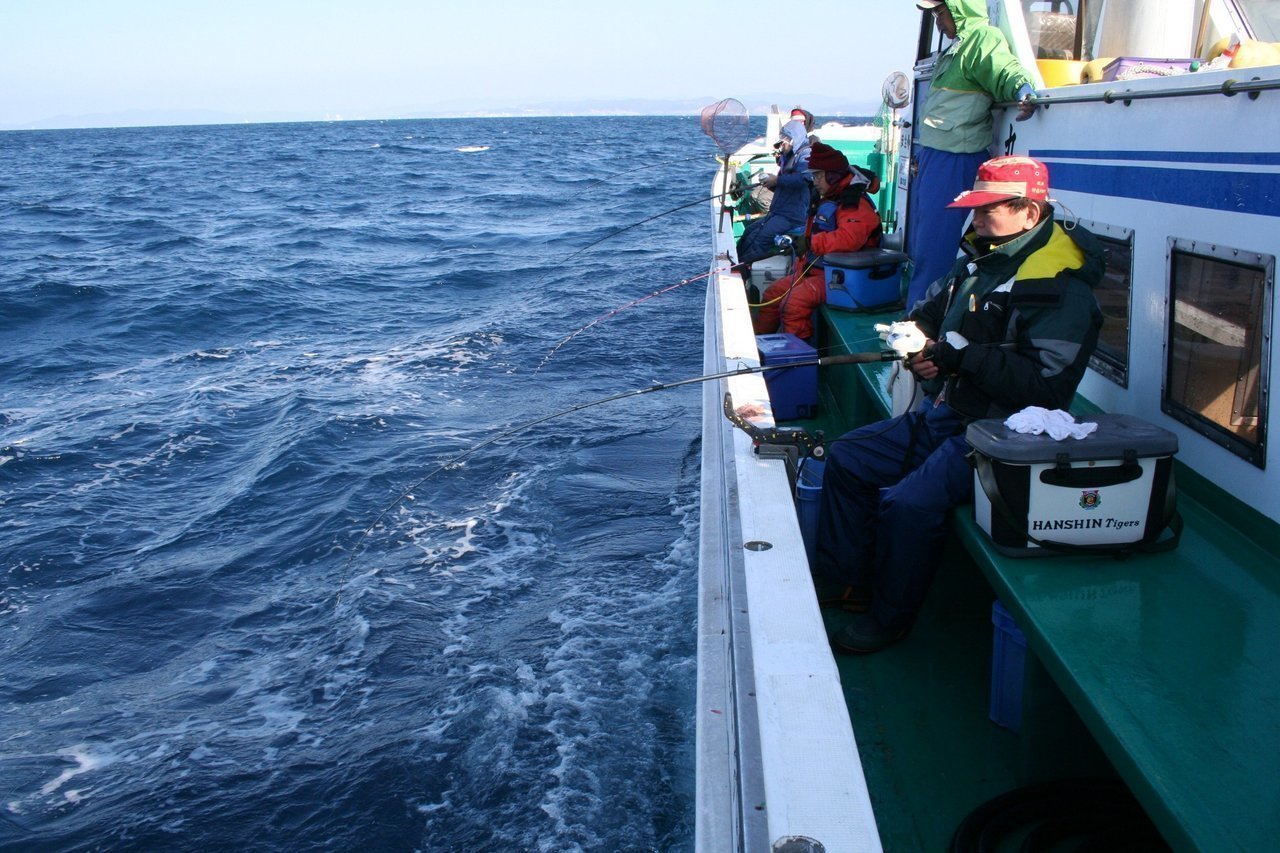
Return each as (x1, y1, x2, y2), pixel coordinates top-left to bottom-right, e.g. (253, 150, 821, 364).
(456, 145, 489, 153)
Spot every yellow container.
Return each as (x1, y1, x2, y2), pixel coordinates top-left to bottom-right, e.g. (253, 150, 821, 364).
(1207, 37, 1280, 68)
(1080, 58, 1115, 84)
(1037, 59, 1087, 87)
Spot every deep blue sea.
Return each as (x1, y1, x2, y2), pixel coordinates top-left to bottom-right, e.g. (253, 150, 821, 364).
(0, 116, 719, 850)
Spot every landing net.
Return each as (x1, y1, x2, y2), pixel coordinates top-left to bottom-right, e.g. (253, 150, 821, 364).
(700, 98, 751, 156)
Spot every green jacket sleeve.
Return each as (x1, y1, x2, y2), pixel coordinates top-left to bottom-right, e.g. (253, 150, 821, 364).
(959, 26, 1033, 103)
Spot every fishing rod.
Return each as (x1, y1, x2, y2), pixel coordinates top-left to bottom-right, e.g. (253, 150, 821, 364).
(538, 236, 811, 372)
(336, 348, 900, 599)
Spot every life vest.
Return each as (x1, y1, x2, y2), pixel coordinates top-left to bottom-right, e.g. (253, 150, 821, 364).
(812, 175, 884, 243)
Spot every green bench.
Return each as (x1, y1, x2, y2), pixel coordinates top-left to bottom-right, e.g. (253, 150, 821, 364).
(954, 485, 1280, 852)
(817, 305, 1280, 850)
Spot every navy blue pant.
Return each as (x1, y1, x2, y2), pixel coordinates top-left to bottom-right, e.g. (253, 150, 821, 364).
(904, 146, 989, 308)
(814, 400, 973, 632)
(736, 213, 805, 266)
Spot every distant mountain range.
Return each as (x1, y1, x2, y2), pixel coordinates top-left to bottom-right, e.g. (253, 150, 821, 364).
(2, 95, 885, 131)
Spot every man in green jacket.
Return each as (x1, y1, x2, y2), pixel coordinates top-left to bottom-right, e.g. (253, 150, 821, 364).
(905, 0, 1037, 308)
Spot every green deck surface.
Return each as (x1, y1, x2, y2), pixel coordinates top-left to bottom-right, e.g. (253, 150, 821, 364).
(956, 500, 1280, 852)
(823, 541, 1025, 850)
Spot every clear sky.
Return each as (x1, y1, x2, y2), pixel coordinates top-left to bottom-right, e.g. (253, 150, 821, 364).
(2, 1, 923, 128)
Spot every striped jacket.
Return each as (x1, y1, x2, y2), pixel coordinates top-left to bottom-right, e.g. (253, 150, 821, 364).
(910, 211, 1104, 419)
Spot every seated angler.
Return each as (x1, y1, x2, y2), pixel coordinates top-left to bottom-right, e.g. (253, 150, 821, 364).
(813, 156, 1104, 654)
(752, 142, 882, 341)
(735, 118, 813, 271)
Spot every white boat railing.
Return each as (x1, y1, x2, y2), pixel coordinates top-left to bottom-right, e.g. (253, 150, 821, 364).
(696, 179, 882, 853)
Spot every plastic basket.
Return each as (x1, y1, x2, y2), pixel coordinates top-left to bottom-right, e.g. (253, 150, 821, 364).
(796, 458, 825, 568)
(990, 600, 1028, 731)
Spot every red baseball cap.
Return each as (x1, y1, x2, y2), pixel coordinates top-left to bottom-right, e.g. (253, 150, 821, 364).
(948, 156, 1050, 208)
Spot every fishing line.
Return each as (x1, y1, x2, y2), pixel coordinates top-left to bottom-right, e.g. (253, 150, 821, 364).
(335, 349, 895, 605)
(583, 154, 719, 189)
(747, 253, 822, 308)
(535, 260, 750, 373)
(545, 183, 760, 276)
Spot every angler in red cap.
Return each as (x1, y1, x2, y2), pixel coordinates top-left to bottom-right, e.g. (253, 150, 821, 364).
(813, 155, 1105, 655)
(789, 106, 815, 132)
(751, 141, 883, 340)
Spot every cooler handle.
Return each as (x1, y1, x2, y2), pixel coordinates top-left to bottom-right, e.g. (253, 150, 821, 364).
(1039, 461, 1142, 488)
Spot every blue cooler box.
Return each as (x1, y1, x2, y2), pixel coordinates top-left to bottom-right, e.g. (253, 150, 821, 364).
(756, 333, 817, 421)
(823, 248, 908, 312)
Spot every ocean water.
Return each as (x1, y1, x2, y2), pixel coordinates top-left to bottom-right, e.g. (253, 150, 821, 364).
(0, 116, 719, 850)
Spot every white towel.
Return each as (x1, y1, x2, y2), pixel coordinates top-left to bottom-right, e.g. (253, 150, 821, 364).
(1004, 406, 1098, 441)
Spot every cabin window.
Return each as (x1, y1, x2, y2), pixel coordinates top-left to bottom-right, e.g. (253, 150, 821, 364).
(1238, 1, 1280, 41)
(1164, 239, 1273, 468)
(1082, 220, 1132, 387)
(1019, 0, 1280, 63)
(1023, 0, 1094, 60)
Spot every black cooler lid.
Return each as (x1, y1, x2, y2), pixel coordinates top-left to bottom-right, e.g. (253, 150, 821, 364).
(966, 413, 1179, 463)
(821, 248, 910, 269)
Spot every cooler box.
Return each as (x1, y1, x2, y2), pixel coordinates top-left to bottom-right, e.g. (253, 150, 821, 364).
(756, 333, 817, 421)
(823, 248, 908, 312)
(966, 414, 1178, 556)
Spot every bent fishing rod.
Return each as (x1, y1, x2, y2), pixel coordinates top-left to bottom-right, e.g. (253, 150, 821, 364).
(337, 348, 900, 598)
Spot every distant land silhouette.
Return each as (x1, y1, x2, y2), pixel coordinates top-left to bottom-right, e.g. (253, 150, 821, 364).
(3, 95, 885, 131)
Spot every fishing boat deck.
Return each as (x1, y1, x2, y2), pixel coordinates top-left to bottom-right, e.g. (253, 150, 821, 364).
(957, 491, 1280, 852)
(804, 305, 1280, 851)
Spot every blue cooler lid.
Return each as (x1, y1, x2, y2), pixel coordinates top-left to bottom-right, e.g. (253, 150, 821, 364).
(756, 333, 816, 362)
(966, 413, 1179, 463)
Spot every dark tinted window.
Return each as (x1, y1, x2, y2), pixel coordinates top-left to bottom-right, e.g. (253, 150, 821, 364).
(1164, 241, 1272, 467)
(1085, 222, 1132, 387)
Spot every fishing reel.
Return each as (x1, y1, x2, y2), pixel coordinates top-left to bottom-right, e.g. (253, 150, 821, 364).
(875, 320, 928, 356)
(728, 170, 752, 202)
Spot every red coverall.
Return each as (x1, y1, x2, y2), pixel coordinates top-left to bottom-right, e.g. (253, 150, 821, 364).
(752, 172, 882, 340)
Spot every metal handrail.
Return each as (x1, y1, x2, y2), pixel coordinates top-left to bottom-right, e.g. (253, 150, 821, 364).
(1003, 72, 1280, 108)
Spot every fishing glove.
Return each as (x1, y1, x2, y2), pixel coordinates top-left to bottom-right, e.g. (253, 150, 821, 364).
(929, 331, 970, 374)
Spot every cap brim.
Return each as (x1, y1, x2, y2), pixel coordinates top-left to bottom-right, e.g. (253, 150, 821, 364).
(947, 190, 1019, 209)
(916, 0, 943, 9)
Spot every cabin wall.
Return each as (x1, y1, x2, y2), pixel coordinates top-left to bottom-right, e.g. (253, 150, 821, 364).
(894, 3, 1280, 529)
(1001, 82, 1278, 526)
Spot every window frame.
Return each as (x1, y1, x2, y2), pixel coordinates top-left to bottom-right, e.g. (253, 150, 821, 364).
(1081, 219, 1134, 388)
(1162, 237, 1273, 468)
